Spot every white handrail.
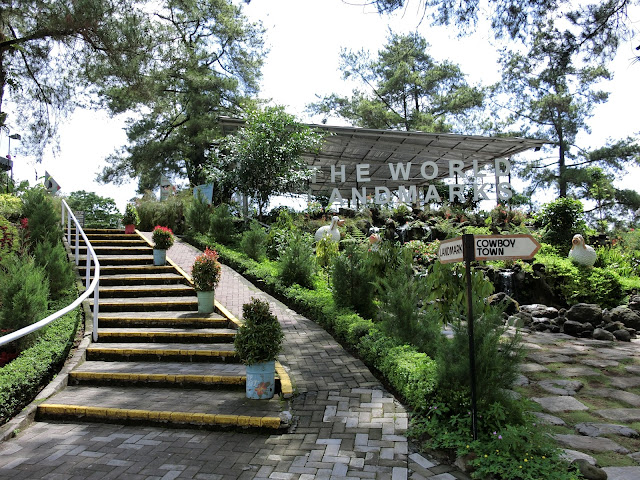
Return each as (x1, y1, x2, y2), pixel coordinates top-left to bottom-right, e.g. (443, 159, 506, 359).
(0, 200, 101, 347)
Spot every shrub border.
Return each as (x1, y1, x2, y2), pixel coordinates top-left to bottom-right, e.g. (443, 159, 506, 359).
(184, 233, 437, 412)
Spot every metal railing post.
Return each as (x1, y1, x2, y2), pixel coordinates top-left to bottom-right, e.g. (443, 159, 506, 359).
(75, 228, 79, 265)
(86, 250, 91, 289)
(67, 213, 71, 245)
(93, 278, 99, 342)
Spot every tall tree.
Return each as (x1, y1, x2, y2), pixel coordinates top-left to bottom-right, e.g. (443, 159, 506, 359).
(215, 106, 325, 219)
(97, 0, 264, 192)
(0, 0, 154, 158)
(369, 0, 637, 57)
(307, 32, 484, 133)
(495, 19, 640, 198)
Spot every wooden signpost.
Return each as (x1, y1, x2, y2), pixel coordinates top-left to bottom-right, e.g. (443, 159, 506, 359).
(438, 233, 541, 440)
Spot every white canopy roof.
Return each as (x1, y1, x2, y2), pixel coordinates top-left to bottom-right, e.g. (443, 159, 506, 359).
(218, 118, 547, 196)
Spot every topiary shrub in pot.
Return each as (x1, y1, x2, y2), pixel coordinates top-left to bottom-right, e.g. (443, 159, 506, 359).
(234, 298, 284, 399)
(191, 248, 221, 313)
(122, 203, 140, 234)
(151, 226, 174, 265)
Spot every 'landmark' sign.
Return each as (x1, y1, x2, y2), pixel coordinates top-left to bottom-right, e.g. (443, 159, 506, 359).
(439, 234, 540, 263)
(436, 232, 541, 441)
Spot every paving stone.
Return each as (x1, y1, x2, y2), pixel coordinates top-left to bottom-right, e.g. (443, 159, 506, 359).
(557, 366, 601, 377)
(588, 388, 640, 407)
(560, 449, 597, 466)
(601, 466, 640, 480)
(520, 363, 550, 373)
(596, 408, 640, 422)
(575, 422, 639, 438)
(581, 358, 620, 368)
(537, 379, 583, 395)
(527, 353, 574, 364)
(530, 412, 566, 426)
(610, 377, 640, 389)
(554, 434, 630, 453)
(625, 365, 640, 375)
(531, 396, 589, 413)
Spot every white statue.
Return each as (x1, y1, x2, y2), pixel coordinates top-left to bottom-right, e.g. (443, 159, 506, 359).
(568, 234, 597, 267)
(314, 216, 344, 243)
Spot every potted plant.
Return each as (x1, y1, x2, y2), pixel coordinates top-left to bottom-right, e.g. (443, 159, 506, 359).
(151, 225, 174, 265)
(122, 203, 139, 234)
(234, 298, 284, 400)
(191, 247, 221, 313)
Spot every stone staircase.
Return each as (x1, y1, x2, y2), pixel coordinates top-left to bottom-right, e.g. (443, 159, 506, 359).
(37, 229, 291, 431)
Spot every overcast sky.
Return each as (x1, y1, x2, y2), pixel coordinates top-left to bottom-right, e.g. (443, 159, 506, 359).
(4, 0, 639, 211)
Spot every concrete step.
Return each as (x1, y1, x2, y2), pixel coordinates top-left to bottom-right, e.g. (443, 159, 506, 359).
(80, 246, 153, 256)
(70, 361, 247, 389)
(37, 385, 287, 430)
(85, 254, 154, 266)
(99, 284, 195, 298)
(86, 342, 237, 362)
(81, 265, 176, 276)
(97, 328, 236, 343)
(93, 296, 198, 312)
(98, 273, 189, 286)
(98, 311, 230, 328)
(67, 239, 148, 248)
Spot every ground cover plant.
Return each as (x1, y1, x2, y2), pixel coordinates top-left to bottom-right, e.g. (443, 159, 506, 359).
(176, 194, 640, 478)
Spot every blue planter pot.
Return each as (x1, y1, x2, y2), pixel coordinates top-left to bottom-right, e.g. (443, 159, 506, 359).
(197, 290, 215, 313)
(153, 248, 167, 266)
(245, 361, 276, 399)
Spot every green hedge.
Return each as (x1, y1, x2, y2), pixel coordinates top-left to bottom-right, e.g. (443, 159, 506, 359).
(185, 233, 437, 411)
(0, 290, 82, 425)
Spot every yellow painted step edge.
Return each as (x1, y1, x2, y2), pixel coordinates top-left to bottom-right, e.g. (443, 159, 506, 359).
(37, 404, 282, 429)
(71, 372, 245, 385)
(87, 347, 236, 357)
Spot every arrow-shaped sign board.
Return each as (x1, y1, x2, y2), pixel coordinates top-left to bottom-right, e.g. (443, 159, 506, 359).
(438, 234, 541, 263)
(438, 237, 464, 264)
(473, 234, 541, 261)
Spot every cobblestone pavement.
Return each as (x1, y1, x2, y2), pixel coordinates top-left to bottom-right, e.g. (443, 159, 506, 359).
(0, 235, 467, 480)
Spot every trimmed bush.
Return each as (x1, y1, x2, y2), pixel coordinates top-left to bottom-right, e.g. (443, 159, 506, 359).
(0, 290, 81, 425)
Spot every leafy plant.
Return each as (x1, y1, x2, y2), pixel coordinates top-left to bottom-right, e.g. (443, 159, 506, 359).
(0, 194, 23, 221)
(278, 231, 316, 289)
(191, 248, 221, 291)
(240, 221, 267, 261)
(234, 298, 284, 365)
(0, 216, 19, 265)
(152, 225, 174, 249)
(316, 233, 339, 270)
(122, 203, 140, 225)
(537, 197, 587, 250)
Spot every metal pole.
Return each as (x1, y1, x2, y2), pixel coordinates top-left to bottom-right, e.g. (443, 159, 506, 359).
(463, 233, 479, 441)
(92, 278, 99, 342)
(75, 228, 79, 265)
(86, 249, 91, 289)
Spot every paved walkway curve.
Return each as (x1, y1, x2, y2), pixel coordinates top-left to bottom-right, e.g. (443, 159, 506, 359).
(0, 235, 466, 480)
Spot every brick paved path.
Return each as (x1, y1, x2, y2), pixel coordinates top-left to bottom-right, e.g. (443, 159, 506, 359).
(0, 235, 467, 480)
